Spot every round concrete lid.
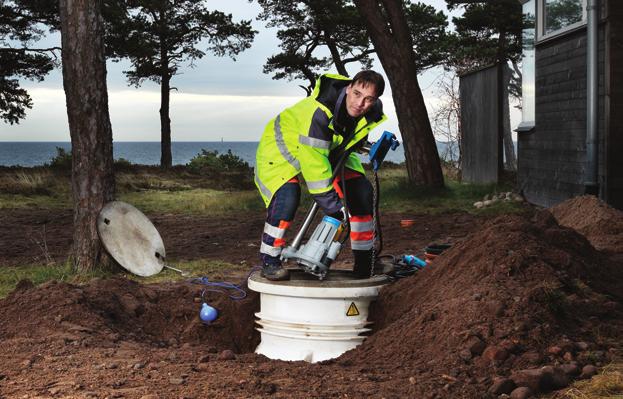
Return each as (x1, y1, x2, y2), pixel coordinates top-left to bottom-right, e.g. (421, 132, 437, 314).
(97, 201, 165, 277)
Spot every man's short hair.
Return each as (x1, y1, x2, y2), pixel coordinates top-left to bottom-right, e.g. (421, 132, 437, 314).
(351, 70, 385, 97)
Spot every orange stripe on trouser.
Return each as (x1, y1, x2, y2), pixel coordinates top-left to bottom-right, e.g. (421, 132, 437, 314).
(333, 170, 363, 199)
(350, 215, 373, 246)
(273, 220, 291, 247)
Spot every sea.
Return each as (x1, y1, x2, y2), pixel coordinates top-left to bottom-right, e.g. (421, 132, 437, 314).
(0, 141, 416, 168)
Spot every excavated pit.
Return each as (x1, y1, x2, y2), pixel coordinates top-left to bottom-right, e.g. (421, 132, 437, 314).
(0, 277, 261, 354)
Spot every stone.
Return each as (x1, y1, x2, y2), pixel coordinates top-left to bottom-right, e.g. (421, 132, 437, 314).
(483, 200, 493, 207)
(510, 369, 546, 393)
(474, 201, 484, 209)
(193, 363, 209, 372)
(560, 363, 580, 376)
(516, 351, 541, 367)
(217, 350, 236, 361)
(133, 362, 145, 370)
(488, 377, 515, 395)
(483, 346, 509, 362)
(510, 386, 533, 399)
(169, 377, 185, 385)
(547, 346, 562, 356)
(562, 352, 574, 362)
(579, 365, 598, 379)
(574, 341, 589, 351)
(541, 365, 570, 389)
(466, 336, 486, 356)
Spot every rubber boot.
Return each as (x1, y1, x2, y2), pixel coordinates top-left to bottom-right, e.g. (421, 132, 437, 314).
(261, 263, 289, 281)
(353, 249, 374, 279)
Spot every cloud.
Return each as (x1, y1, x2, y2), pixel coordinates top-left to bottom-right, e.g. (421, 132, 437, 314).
(2, 82, 451, 144)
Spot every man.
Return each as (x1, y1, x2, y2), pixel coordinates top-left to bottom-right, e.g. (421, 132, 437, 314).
(254, 70, 387, 280)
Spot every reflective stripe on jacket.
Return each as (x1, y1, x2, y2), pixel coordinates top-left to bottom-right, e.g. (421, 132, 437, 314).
(255, 73, 387, 207)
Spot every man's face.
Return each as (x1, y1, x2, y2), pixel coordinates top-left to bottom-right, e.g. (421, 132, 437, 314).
(345, 81, 378, 118)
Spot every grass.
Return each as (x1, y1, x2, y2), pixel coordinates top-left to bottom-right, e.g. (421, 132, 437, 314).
(0, 259, 251, 299)
(374, 169, 523, 214)
(119, 188, 264, 215)
(551, 364, 623, 398)
(0, 261, 110, 298)
(116, 173, 193, 192)
(0, 192, 70, 209)
(0, 165, 525, 216)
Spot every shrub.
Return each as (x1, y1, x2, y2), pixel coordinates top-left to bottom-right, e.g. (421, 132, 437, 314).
(3, 171, 53, 195)
(47, 147, 72, 170)
(187, 149, 250, 173)
(114, 158, 133, 170)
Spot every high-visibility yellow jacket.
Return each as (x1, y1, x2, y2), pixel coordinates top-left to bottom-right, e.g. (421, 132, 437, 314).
(255, 73, 387, 211)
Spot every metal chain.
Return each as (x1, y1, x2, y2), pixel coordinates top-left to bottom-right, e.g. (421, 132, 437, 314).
(369, 170, 378, 278)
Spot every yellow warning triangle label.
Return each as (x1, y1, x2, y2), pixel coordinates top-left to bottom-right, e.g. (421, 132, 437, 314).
(346, 302, 360, 317)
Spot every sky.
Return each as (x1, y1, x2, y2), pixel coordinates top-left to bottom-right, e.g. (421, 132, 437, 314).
(0, 0, 519, 143)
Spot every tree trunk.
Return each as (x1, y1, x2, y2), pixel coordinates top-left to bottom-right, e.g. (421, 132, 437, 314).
(503, 64, 517, 170)
(159, 71, 172, 168)
(59, 0, 115, 272)
(325, 35, 348, 76)
(354, 0, 444, 187)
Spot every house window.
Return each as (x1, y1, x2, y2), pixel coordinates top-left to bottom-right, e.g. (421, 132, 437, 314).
(517, 0, 535, 132)
(538, 0, 586, 40)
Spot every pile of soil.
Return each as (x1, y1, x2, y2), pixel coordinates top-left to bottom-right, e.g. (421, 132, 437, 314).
(342, 210, 623, 397)
(550, 194, 623, 254)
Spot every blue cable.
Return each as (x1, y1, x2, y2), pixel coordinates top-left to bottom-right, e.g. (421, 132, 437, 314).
(190, 266, 262, 301)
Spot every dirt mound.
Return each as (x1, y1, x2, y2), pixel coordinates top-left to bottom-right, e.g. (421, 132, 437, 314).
(550, 194, 623, 254)
(342, 211, 623, 397)
(0, 276, 260, 353)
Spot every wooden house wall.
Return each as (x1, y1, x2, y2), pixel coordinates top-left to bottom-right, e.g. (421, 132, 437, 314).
(518, 24, 606, 207)
(459, 65, 499, 184)
(605, 1, 623, 209)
